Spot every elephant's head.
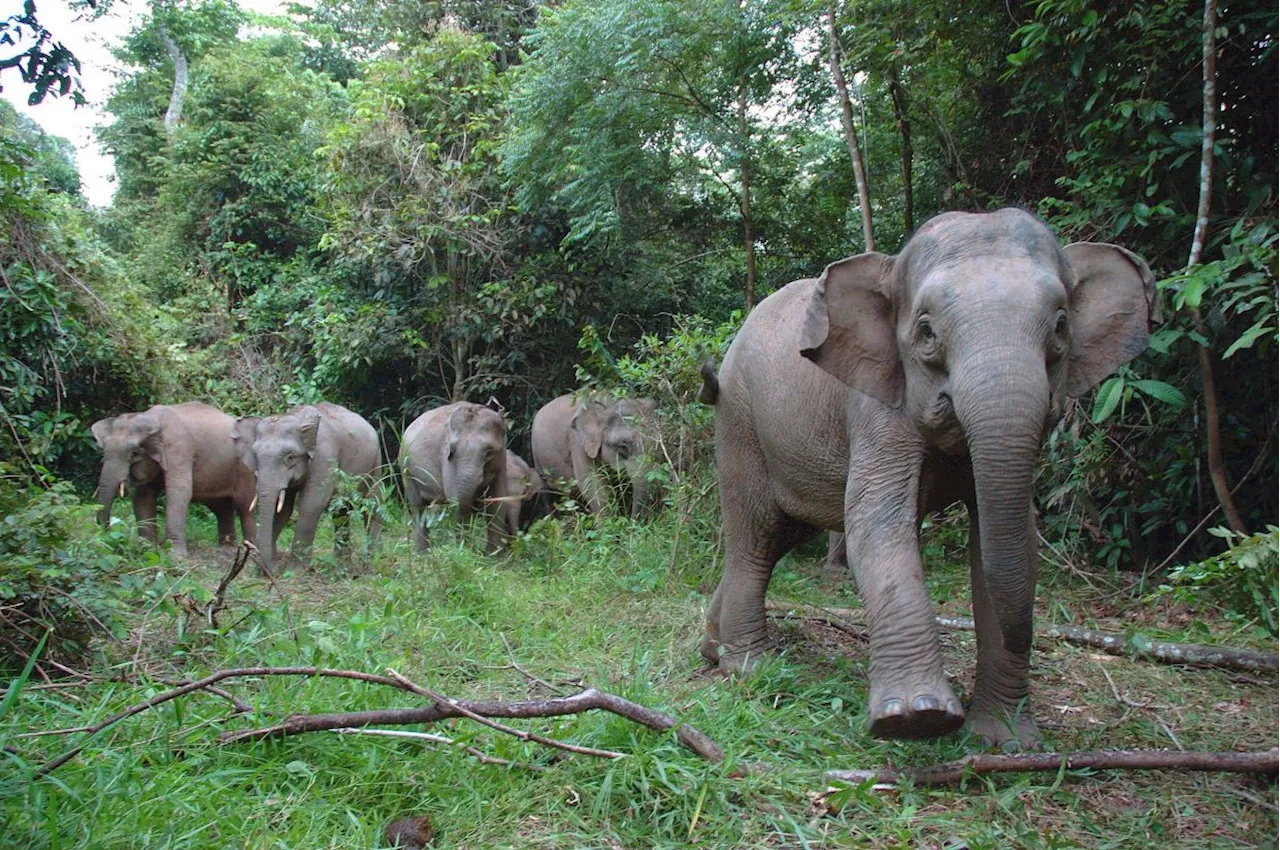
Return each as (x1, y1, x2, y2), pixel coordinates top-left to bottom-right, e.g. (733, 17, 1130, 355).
(92, 411, 165, 525)
(234, 406, 321, 566)
(441, 404, 508, 526)
(570, 396, 660, 517)
(800, 209, 1158, 650)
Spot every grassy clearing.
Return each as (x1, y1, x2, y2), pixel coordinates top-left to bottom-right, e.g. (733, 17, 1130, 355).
(2, 504, 1276, 849)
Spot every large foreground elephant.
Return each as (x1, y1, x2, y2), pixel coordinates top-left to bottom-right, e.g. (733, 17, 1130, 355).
(700, 209, 1159, 747)
(531, 393, 660, 518)
(399, 402, 516, 553)
(92, 401, 255, 559)
(234, 403, 381, 572)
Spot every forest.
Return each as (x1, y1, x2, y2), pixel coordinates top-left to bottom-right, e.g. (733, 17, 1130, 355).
(0, 0, 1277, 847)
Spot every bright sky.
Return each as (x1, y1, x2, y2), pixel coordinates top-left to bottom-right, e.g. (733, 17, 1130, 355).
(4, 0, 284, 207)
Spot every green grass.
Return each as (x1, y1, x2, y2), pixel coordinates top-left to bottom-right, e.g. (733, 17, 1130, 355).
(2, 503, 1276, 848)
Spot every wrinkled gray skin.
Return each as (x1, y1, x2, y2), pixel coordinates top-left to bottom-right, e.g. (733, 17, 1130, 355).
(234, 402, 381, 573)
(531, 394, 660, 519)
(399, 402, 516, 554)
(93, 402, 256, 559)
(504, 450, 548, 530)
(700, 209, 1159, 747)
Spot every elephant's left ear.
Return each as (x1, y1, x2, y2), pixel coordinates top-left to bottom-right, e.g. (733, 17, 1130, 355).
(798, 252, 901, 406)
(90, 418, 115, 447)
(233, 418, 260, 471)
(1062, 243, 1161, 397)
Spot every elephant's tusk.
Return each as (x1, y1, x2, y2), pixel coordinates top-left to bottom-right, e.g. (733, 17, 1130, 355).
(118, 481, 126, 498)
(276, 490, 286, 514)
(249, 495, 257, 512)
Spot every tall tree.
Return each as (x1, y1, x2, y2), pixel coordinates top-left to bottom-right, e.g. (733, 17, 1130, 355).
(826, 4, 874, 251)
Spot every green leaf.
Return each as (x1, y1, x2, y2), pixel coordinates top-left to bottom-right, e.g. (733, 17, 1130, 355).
(1129, 380, 1187, 408)
(1091, 376, 1124, 422)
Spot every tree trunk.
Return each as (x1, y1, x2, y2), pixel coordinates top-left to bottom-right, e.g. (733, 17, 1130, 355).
(1186, 0, 1246, 535)
(889, 72, 914, 234)
(825, 5, 874, 252)
(736, 74, 757, 311)
(158, 24, 188, 135)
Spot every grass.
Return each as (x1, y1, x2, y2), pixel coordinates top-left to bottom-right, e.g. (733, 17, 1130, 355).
(1, 499, 1276, 849)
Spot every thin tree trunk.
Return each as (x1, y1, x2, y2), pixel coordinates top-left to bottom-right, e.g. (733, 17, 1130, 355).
(737, 75, 757, 310)
(158, 24, 187, 135)
(889, 73, 914, 234)
(1186, 0, 1246, 534)
(826, 5, 874, 252)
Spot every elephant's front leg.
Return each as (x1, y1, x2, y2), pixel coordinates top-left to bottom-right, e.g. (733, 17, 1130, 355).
(132, 486, 159, 544)
(291, 477, 335, 564)
(845, 419, 963, 739)
(964, 501, 1040, 749)
(164, 471, 194, 559)
(211, 498, 237, 546)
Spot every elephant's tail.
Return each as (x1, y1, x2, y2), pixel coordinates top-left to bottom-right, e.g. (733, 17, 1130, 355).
(698, 359, 719, 405)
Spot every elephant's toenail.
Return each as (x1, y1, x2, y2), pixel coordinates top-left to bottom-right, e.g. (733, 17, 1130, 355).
(879, 698, 906, 719)
(912, 696, 941, 713)
(946, 700, 963, 716)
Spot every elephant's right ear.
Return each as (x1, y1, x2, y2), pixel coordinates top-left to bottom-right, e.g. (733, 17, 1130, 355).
(798, 252, 902, 406)
(233, 418, 260, 471)
(90, 418, 114, 447)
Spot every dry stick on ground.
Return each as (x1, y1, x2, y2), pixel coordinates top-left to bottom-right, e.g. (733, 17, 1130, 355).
(766, 601, 1278, 673)
(221, 684, 726, 763)
(36, 666, 725, 774)
(826, 748, 1279, 787)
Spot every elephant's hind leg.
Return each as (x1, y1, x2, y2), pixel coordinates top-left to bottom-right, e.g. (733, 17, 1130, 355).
(211, 498, 236, 546)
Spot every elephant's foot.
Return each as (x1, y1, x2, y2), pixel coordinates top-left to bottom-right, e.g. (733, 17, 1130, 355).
(867, 680, 965, 740)
(700, 632, 772, 675)
(963, 705, 1041, 751)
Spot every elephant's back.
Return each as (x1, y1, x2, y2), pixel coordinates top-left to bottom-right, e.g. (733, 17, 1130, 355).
(317, 402, 381, 473)
(530, 394, 575, 480)
(718, 278, 850, 529)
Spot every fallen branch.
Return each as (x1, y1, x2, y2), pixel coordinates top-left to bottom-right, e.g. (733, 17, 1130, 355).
(36, 666, 724, 774)
(222, 685, 725, 763)
(767, 601, 1278, 673)
(826, 748, 1279, 787)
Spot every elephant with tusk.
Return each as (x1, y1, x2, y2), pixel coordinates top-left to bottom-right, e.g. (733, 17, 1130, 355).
(92, 401, 256, 558)
(233, 402, 382, 573)
(699, 209, 1160, 748)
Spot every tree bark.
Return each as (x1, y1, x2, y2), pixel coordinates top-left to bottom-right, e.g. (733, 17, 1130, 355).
(889, 73, 914, 234)
(158, 24, 187, 135)
(826, 5, 874, 252)
(737, 74, 757, 310)
(1186, 0, 1246, 534)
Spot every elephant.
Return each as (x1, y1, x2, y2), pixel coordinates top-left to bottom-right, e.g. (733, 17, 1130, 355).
(531, 393, 661, 519)
(92, 402, 256, 559)
(233, 402, 382, 573)
(698, 209, 1159, 748)
(399, 402, 517, 553)
(504, 449, 548, 530)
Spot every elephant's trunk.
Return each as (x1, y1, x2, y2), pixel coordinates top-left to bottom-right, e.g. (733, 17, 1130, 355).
(96, 462, 129, 527)
(453, 462, 484, 524)
(626, 459, 652, 520)
(954, 355, 1049, 671)
(255, 472, 286, 571)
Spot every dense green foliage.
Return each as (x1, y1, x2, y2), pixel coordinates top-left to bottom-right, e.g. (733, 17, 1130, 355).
(0, 1, 1276, 843)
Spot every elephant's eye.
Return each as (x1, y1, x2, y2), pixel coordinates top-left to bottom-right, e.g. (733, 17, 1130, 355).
(446, 446, 456, 461)
(1054, 312, 1069, 337)
(916, 316, 941, 359)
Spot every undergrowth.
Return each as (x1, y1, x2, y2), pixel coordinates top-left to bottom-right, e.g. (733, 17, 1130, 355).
(0, 506, 1275, 849)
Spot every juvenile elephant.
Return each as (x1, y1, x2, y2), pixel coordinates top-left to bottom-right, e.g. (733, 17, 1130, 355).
(399, 402, 516, 553)
(505, 449, 548, 530)
(233, 402, 381, 573)
(531, 393, 660, 518)
(92, 401, 256, 559)
(700, 209, 1159, 747)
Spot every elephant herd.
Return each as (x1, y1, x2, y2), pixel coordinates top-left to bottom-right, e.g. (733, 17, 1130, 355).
(92, 393, 660, 573)
(93, 210, 1160, 750)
